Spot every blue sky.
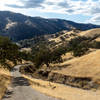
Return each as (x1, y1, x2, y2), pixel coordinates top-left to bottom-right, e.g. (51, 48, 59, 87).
(0, 0, 100, 24)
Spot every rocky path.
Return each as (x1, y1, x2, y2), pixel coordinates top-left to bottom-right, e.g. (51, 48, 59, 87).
(2, 65, 59, 100)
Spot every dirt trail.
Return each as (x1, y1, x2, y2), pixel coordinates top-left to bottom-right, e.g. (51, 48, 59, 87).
(2, 65, 59, 100)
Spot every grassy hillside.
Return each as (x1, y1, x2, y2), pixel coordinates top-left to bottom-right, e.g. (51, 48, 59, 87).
(19, 28, 100, 88)
(55, 50, 100, 78)
(79, 28, 100, 38)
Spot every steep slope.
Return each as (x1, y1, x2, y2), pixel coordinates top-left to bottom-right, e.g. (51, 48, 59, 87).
(0, 11, 100, 41)
(54, 50, 100, 80)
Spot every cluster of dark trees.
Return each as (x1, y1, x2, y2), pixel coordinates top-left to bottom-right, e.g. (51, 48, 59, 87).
(0, 36, 33, 69)
(67, 36, 90, 56)
(0, 36, 66, 69)
(67, 35, 100, 56)
(32, 45, 67, 68)
(0, 36, 22, 69)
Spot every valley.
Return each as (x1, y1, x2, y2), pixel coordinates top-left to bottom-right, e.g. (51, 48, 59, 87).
(18, 28, 100, 99)
(0, 11, 100, 100)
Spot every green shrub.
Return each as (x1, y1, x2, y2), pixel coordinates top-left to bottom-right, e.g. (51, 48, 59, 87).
(68, 36, 89, 57)
(90, 41, 100, 49)
(72, 41, 89, 57)
(32, 45, 67, 69)
(0, 36, 22, 69)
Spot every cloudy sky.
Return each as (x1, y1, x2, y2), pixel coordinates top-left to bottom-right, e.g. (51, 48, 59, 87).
(0, 0, 100, 24)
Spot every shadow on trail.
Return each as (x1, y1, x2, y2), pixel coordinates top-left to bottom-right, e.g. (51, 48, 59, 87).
(11, 67, 18, 72)
(3, 90, 13, 99)
(12, 77, 30, 87)
(2, 76, 30, 99)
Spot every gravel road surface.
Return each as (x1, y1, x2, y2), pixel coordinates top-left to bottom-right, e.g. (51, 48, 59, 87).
(2, 65, 59, 100)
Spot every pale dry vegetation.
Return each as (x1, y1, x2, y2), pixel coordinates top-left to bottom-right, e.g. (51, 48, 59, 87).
(0, 66, 11, 99)
(79, 28, 100, 38)
(48, 30, 80, 44)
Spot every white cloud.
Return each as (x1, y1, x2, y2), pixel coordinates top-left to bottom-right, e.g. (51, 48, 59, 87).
(89, 14, 100, 24)
(3, 0, 100, 15)
(1, 0, 100, 24)
(41, 0, 100, 16)
(0, 0, 23, 10)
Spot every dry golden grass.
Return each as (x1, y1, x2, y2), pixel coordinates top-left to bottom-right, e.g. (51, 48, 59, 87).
(95, 37, 100, 42)
(79, 28, 100, 38)
(24, 75, 100, 100)
(48, 30, 79, 43)
(53, 50, 100, 80)
(0, 66, 11, 99)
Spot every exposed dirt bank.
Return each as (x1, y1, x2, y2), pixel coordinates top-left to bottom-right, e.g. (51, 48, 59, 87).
(20, 67, 100, 90)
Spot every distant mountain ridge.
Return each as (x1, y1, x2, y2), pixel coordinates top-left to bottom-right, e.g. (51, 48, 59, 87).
(0, 11, 100, 41)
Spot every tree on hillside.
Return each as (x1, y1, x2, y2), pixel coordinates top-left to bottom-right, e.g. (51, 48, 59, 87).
(32, 45, 67, 69)
(0, 36, 22, 69)
(68, 36, 89, 57)
(33, 48, 51, 68)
